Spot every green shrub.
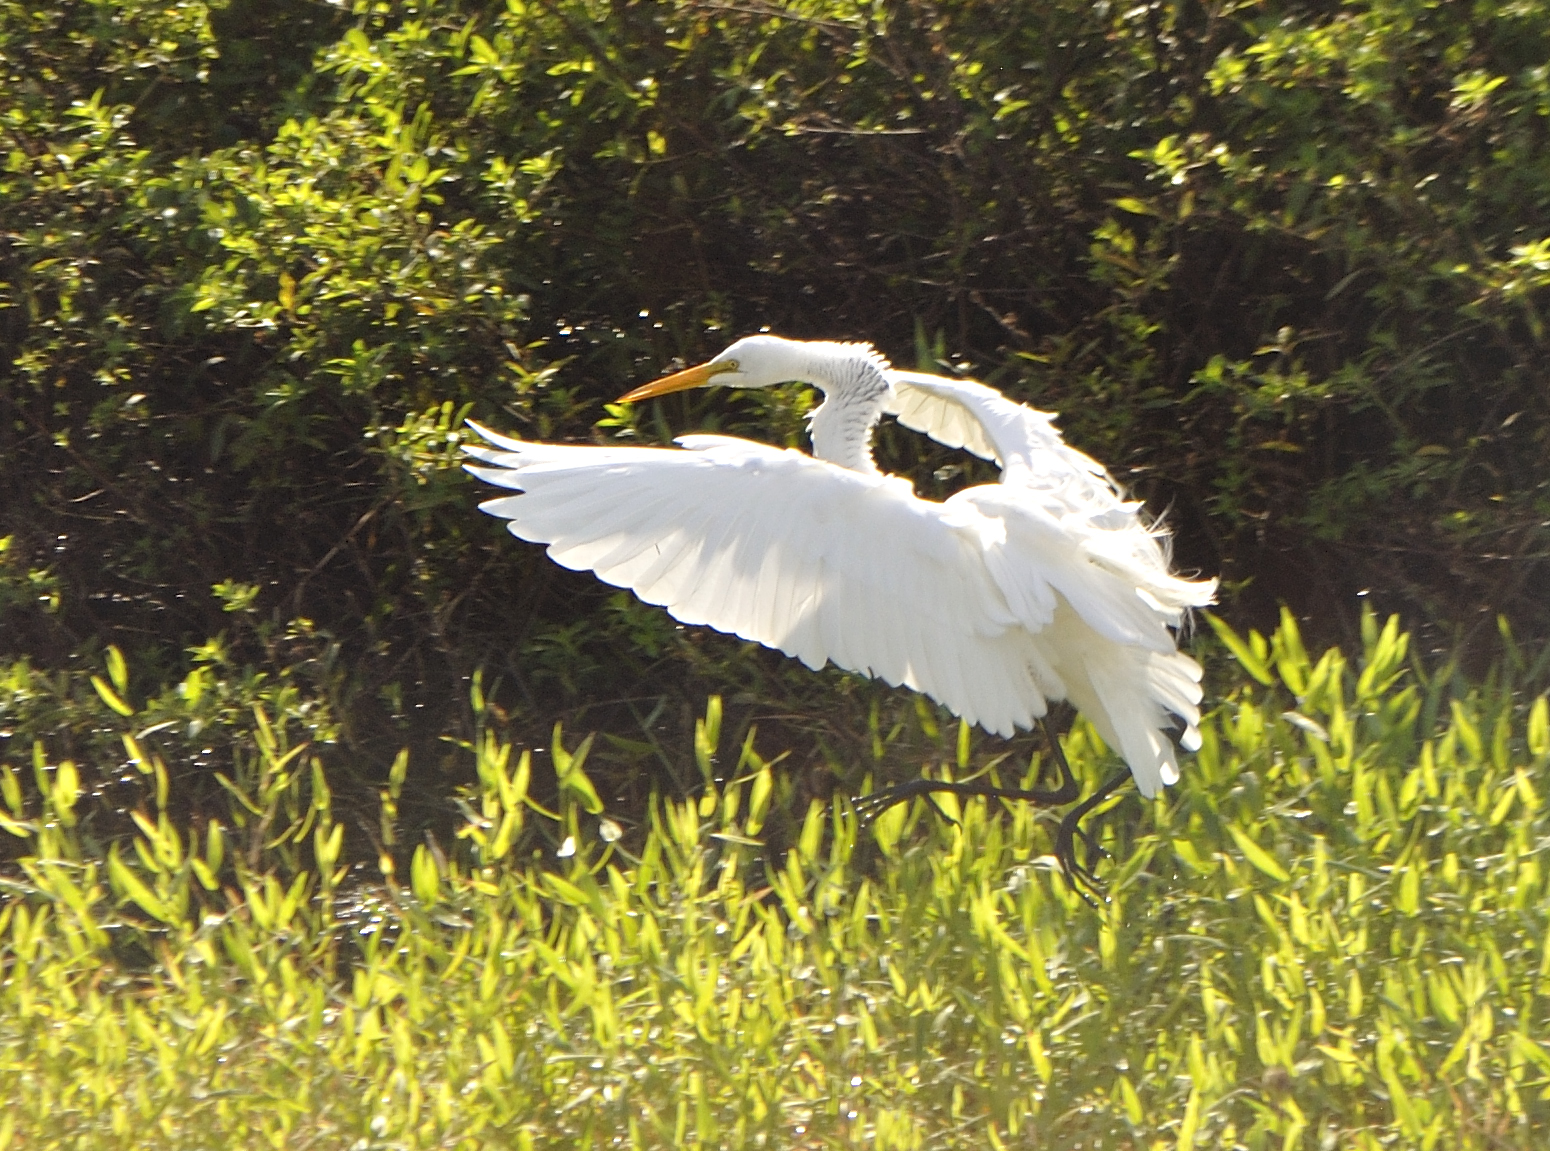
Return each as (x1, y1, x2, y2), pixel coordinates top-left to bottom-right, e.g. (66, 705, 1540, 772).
(4, 0, 1549, 787)
(3, 614, 1549, 1147)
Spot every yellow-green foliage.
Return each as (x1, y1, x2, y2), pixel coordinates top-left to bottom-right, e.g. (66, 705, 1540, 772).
(6, 0, 1550, 758)
(3, 614, 1549, 1149)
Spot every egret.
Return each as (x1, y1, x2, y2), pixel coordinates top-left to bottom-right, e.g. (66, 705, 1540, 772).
(465, 334, 1215, 893)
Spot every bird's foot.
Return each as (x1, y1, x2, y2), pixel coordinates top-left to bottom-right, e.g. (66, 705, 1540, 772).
(856, 767, 1132, 908)
(852, 778, 962, 827)
(1048, 768, 1131, 906)
(1052, 809, 1111, 907)
(853, 773, 1082, 828)
(856, 719, 1131, 906)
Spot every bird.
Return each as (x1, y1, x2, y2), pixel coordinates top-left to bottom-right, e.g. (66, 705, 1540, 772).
(464, 333, 1215, 894)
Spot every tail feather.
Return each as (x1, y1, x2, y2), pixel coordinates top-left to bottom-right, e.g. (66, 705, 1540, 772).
(1053, 608, 1205, 799)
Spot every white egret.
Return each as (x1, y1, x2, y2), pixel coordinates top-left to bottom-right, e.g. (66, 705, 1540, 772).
(465, 334, 1215, 892)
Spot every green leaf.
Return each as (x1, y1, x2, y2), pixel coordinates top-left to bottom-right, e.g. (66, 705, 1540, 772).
(468, 34, 500, 65)
(1205, 614, 1275, 686)
(556, 733, 603, 815)
(388, 748, 409, 799)
(1528, 696, 1548, 759)
(1113, 197, 1157, 216)
(91, 675, 134, 718)
(410, 844, 440, 905)
(1226, 824, 1290, 882)
(108, 845, 172, 923)
(51, 760, 79, 826)
(105, 645, 129, 694)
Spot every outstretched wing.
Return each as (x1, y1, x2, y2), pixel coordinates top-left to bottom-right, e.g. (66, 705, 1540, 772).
(464, 422, 1061, 737)
(883, 371, 1002, 463)
(888, 370, 1215, 618)
(886, 370, 1116, 500)
(885, 372, 1217, 795)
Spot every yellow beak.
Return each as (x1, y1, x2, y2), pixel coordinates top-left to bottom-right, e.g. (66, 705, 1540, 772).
(615, 360, 734, 403)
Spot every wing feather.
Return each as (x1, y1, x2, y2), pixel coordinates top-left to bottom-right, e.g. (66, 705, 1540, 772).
(467, 430, 1053, 735)
(883, 373, 1001, 462)
(889, 372, 1215, 630)
(749, 522, 787, 648)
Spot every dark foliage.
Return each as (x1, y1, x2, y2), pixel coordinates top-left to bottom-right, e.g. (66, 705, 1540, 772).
(3, 0, 1548, 813)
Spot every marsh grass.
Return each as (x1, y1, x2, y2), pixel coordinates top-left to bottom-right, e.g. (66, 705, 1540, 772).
(3, 611, 1549, 1149)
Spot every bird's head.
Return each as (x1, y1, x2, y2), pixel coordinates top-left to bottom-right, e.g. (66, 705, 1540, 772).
(617, 335, 882, 402)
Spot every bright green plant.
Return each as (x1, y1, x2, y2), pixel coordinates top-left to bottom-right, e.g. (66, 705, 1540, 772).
(3, 614, 1548, 1148)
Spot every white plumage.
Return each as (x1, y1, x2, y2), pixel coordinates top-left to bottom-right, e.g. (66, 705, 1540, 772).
(465, 334, 1214, 800)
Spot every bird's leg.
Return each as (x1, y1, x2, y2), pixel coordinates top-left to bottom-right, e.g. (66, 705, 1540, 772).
(1031, 714, 1082, 806)
(855, 719, 1133, 904)
(854, 715, 1082, 821)
(1052, 768, 1132, 906)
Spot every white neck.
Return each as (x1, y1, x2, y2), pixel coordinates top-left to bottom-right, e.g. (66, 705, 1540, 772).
(804, 350, 891, 475)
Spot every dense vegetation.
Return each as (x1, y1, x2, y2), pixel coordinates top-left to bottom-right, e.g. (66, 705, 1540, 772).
(4, 1, 1550, 1146)
(4, 0, 1549, 782)
(5, 615, 1550, 1148)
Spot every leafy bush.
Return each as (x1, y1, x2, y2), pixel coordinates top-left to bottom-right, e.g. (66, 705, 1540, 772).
(4, 0, 1550, 790)
(3, 614, 1550, 1148)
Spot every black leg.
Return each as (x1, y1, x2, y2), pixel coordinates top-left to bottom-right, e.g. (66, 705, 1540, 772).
(1051, 768, 1131, 905)
(853, 716, 1081, 822)
(855, 718, 1131, 900)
